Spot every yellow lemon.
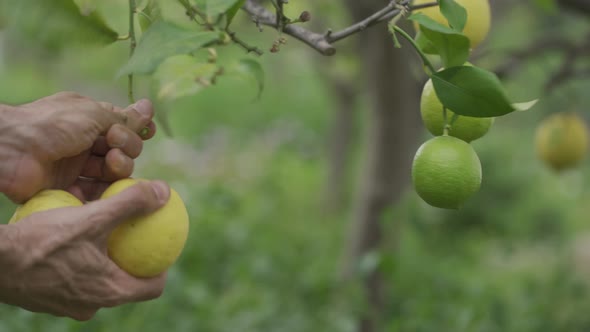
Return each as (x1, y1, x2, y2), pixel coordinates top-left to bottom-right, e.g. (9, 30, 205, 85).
(413, 0, 491, 49)
(420, 78, 494, 142)
(412, 136, 482, 209)
(9, 190, 83, 224)
(100, 178, 190, 278)
(535, 112, 589, 171)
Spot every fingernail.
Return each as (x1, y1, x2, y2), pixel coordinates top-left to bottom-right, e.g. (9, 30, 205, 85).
(134, 99, 152, 117)
(150, 181, 170, 204)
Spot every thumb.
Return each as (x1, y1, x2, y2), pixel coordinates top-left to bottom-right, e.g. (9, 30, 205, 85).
(84, 180, 170, 232)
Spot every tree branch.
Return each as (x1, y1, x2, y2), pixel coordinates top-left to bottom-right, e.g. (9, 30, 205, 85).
(242, 0, 438, 56)
(244, 0, 335, 55)
(557, 0, 590, 15)
(490, 32, 590, 92)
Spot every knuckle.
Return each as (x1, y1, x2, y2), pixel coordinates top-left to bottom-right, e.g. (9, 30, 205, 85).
(70, 310, 97, 321)
(148, 284, 165, 299)
(100, 295, 124, 308)
(53, 91, 81, 99)
(125, 183, 157, 212)
(100, 102, 114, 111)
(136, 284, 165, 302)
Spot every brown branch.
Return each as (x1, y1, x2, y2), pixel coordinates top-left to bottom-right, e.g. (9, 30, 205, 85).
(493, 38, 573, 79)
(326, 0, 408, 43)
(557, 0, 590, 15)
(490, 32, 590, 92)
(544, 35, 590, 91)
(244, 0, 336, 55)
(242, 0, 438, 56)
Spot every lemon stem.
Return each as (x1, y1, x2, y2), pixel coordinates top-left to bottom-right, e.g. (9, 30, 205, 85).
(128, 0, 137, 104)
(442, 106, 450, 135)
(390, 25, 436, 75)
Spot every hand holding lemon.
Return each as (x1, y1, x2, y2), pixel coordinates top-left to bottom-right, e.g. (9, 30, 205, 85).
(2, 179, 188, 320)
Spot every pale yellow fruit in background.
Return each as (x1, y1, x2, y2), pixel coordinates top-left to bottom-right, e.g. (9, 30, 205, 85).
(9, 190, 83, 224)
(535, 112, 589, 172)
(101, 178, 190, 278)
(413, 0, 491, 49)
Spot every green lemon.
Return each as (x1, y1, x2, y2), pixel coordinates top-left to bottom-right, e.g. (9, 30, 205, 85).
(101, 178, 190, 278)
(9, 190, 83, 224)
(420, 79, 494, 142)
(412, 136, 482, 209)
(535, 112, 589, 171)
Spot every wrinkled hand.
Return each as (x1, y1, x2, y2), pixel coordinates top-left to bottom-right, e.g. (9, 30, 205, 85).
(0, 180, 170, 321)
(0, 92, 157, 203)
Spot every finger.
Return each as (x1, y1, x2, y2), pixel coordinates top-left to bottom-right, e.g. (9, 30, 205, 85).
(67, 309, 98, 322)
(86, 107, 128, 136)
(117, 270, 167, 303)
(82, 180, 170, 232)
(120, 99, 154, 134)
(98, 102, 115, 112)
(91, 137, 109, 156)
(105, 124, 143, 159)
(67, 178, 111, 202)
(80, 149, 133, 181)
(141, 121, 157, 140)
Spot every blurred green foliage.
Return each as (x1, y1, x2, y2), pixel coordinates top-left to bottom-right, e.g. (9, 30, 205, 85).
(1, 1, 590, 332)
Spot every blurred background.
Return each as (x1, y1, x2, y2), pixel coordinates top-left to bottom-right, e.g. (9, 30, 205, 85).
(1, 0, 590, 331)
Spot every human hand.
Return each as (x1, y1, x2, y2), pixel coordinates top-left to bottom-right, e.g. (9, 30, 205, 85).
(0, 92, 157, 203)
(0, 180, 170, 321)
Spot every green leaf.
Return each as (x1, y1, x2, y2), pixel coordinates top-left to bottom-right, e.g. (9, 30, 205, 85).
(432, 66, 516, 118)
(207, 0, 244, 18)
(439, 0, 467, 32)
(409, 13, 470, 68)
(117, 21, 219, 76)
(227, 59, 265, 100)
(3, 0, 117, 48)
(513, 99, 539, 112)
(414, 31, 438, 55)
(225, 0, 245, 27)
(139, 0, 162, 32)
(533, 0, 558, 13)
(154, 55, 220, 100)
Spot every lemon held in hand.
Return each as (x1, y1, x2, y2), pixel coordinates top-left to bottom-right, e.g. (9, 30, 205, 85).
(9, 190, 83, 224)
(413, 0, 491, 49)
(101, 178, 189, 278)
(420, 79, 494, 143)
(535, 112, 589, 171)
(412, 136, 482, 209)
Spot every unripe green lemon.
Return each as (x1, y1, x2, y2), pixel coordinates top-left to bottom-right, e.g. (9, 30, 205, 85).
(412, 136, 482, 209)
(101, 178, 190, 278)
(413, 0, 491, 49)
(9, 190, 83, 224)
(535, 112, 589, 171)
(420, 79, 494, 142)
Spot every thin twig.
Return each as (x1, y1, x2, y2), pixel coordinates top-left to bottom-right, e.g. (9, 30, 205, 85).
(327, 0, 405, 43)
(178, 0, 262, 55)
(128, 0, 137, 104)
(242, 0, 439, 56)
(228, 31, 264, 55)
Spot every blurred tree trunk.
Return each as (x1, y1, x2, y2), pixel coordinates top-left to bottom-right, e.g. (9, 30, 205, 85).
(341, 2, 421, 332)
(324, 75, 357, 211)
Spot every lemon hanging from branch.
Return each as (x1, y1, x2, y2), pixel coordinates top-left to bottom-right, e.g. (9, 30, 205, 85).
(413, 0, 491, 49)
